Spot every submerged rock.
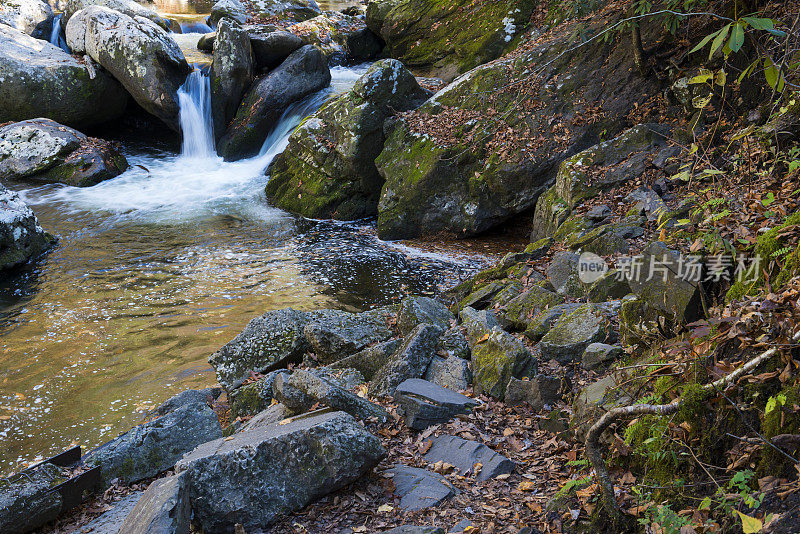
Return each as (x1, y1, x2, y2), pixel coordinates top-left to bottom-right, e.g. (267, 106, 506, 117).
(0, 0, 52, 34)
(210, 19, 253, 140)
(66, 6, 190, 129)
(83, 403, 222, 486)
(0, 118, 128, 187)
(266, 59, 427, 219)
(218, 44, 331, 160)
(0, 24, 128, 128)
(0, 185, 55, 272)
(175, 411, 385, 531)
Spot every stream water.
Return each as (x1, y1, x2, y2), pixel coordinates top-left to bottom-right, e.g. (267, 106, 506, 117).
(0, 62, 497, 476)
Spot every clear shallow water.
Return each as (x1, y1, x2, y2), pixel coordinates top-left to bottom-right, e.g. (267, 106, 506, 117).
(0, 68, 489, 476)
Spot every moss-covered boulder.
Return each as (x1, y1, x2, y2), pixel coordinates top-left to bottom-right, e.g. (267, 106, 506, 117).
(289, 11, 381, 63)
(366, 0, 535, 81)
(0, 118, 127, 187)
(0, 24, 128, 128)
(266, 59, 427, 219)
(66, 6, 190, 129)
(499, 285, 564, 331)
(539, 304, 605, 364)
(228, 369, 289, 419)
(470, 326, 533, 400)
(374, 10, 662, 239)
(211, 19, 253, 141)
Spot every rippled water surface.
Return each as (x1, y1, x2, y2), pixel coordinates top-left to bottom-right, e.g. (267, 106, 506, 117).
(0, 66, 496, 476)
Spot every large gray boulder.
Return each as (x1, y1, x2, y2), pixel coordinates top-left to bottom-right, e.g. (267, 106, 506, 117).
(539, 304, 606, 364)
(266, 59, 428, 219)
(370, 324, 442, 396)
(0, 24, 127, 128)
(303, 307, 394, 364)
(0, 462, 64, 534)
(218, 44, 331, 160)
(210, 19, 253, 140)
(248, 27, 303, 70)
(0, 118, 127, 187)
(66, 6, 191, 129)
(62, 0, 166, 28)
(0, 185, 55, 271)
(175, 411, 385, 532)
(288, 11, 381, 62)
(116, 474, 190, 534)
(83, 403, 222, 486)
(0, 0, 52, 34)
(209, 308, 310, 391)
(397, 295, 453, 335)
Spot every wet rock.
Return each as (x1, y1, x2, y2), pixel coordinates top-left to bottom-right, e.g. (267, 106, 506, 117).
(63, 0, 166, 28)
(0, 185, 55, 271)
(209, 308, 309, 391)
(499, 286, 564, 331)
(266, 59, 427, 219)
(0, 25, 127, 128)
(0, 462, 64, 534)
(228, 369, 289, 418)
(218, 44, 331, 160)
(394, 378, 478, 430)
(459, 306, 500, 345)
(66, 6, 190, 129)
(470, 327, 533, 400)
(423, 434, 514, 481)
(0, 0, 52, 34)
(241, 402, 295, 431)
(505, 375, 566, 410)
(397, 295, 454, 335)
(385, 465, 456, 511)
(581, 342, 623, 370)
(117, 474, 189, 534)
(152, 386, 222, 417)
(304, 307, 394, 364)
(367, 0, 534, 81)
(208, 0, 247, 25)
(539, 304, 606, 364)
(196, 31, 215, 51)
(0, 118, 127, 187)
(289, 11, 381, 62)
(423, 355, 471, 391)
(211, 19, 253, 140)
(370, 324, 442, 396)
(439, 327, 469, 359)
(83, 403, 222, 486)
(273, 369, 389, 421)
(248, 27, 303, 70)
(329, 338, 401, 381)
(175, 411, 385, 532)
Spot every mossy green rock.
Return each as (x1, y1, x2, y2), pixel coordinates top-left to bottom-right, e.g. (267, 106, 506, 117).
(367, 0, 535, 81)
(499, 285, 564, 331)
(471, 326, 533, 400)
(229, 370, 288, 419)
(539, 304, 605, 364)
(266, 59, 427, 219)
(289, 11, 381, 62)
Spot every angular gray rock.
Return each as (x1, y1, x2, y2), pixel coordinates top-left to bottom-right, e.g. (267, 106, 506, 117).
(228, 369, 288, 418)
(370, 324, 442, 397)
(539, 304, 605, 364)
(209, 308, 309, 391)
(423, 355, 471, 391)
(151, 386, 222, 417)
(304, 307, 394, 364)
(211, 19, 253, 140)
(0, 24, 127, 128)
(273, 369, 388, 421)
(505, 375, 566, 410)
(197, 31, 215, 51)
(83, 403, 222, 486)
(0, 118, 128, 186)
(218, 44, 331, 160)
(117, 474, 189, 534)
(394, 378, 478, 430)
(546, 251, 582, 297)
(0, 0, 52, 34)
(248, 27, 303, 70)
(209, 0, 247, 25)
(523, 302, 582, 342)
(423, 435, 514, 481)
(499, 285, 564, 331)
(241, 402, 295, 431)
(0, 462, 64, 534)
(79, 491, 144, 534)
(397, 296, 454, 335)
(581, 342, 624, 370)
(66, 6, 190, 129)
(329, 338, 401, 381)
(470, 327, 533, 400)
(386, 465, 456, 511)
(175, 411, 385, 532)
(459, 306, 500, 345)
(0, 185, 55, 271)
(439, 327, 470, 359)
(289, 11, 381, 62)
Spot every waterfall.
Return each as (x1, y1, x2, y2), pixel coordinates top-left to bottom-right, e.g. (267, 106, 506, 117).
(49, 14, 70, 53)
(177, 68, 215, 159)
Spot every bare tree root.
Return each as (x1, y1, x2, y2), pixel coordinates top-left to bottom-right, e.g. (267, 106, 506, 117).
(585, 330, 800, 522)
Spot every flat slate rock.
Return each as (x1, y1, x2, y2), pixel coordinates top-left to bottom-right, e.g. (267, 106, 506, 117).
(116, 474, 189, 534)
(386, 465, 456, 511)
(423, 435, 514, 481)
(394, 378, 478, 430)
(79, 491, 145, 533)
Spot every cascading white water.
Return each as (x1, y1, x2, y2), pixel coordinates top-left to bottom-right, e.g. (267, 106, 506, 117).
(49, 14, 70, 53)
(177, 68, 215, 158)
